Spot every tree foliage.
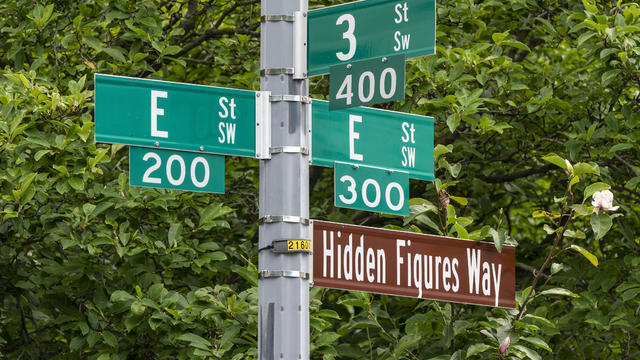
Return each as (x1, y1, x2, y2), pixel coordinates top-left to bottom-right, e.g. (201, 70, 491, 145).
(0, 0, 639, 359)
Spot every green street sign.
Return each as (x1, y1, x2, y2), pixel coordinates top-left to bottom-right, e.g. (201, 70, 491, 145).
(335, 162, 409, 216)
(329, 54, 405, 110)
(311, 100, 434, 181)
(94, 74, 266, 157)
(308, 0, 436, 76)
(129, 147, 225, 193)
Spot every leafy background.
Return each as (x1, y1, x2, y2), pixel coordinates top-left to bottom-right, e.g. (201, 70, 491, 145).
(1, 0, 639, 359)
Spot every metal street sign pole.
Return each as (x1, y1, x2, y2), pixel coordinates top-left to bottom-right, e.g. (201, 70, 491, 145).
(259, 1, 311, 359)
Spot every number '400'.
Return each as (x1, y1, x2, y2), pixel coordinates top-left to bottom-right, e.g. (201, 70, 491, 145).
(336, 68, 398, 106)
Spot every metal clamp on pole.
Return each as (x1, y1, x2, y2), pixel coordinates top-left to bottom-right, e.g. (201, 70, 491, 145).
(260, 12, 307, 80)
(270, 146, 309, 155)
(261, 14, 295, 22)
(260, 68, 295, 76)
(259, 215, 310, 225)
(269, 94, 312, 104)
(259, 270, 310, 280)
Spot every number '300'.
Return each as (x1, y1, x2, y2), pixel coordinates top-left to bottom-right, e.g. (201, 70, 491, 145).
(338, 175, 405, 211)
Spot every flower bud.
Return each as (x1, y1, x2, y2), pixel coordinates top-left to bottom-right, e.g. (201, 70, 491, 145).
(500, 336, 511, 355)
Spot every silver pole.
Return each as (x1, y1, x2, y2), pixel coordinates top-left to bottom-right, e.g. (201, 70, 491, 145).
(258, 0, 310, 359)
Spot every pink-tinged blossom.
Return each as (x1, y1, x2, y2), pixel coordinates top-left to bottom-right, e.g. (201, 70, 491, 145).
(591, 190, 619, 214)
(500, 336, 511, 355)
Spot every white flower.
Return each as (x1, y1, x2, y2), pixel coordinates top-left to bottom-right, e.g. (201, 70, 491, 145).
(565, 159, 573, 174)
(591, 190, 619, 214)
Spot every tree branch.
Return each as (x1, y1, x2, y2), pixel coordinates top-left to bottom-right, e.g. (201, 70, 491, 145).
(476, 164, 557, 183)
(176, 27, 259, 58)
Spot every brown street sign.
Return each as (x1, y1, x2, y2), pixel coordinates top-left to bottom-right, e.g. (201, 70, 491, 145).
(312, 221, 516, 308)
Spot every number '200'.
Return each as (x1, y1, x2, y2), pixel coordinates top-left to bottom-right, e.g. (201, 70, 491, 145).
(142, 152, 211, 188)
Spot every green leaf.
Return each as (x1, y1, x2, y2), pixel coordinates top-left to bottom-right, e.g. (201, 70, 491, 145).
(503, 40, 531, 52)
(570, 244, 598, 266)
(492, 31, 510, 43)
(542, 153, 568, 170)
(446, 113, 460, 133)
(68, 177, 85, 191)
(199, 203, 233, 228)
(524, 314, 555, 328)
(102, 331, 118, 348)
(521, 337, 551, 352)
(572, 163, 598, 177)
(513, 345, 541, 360)
(177, 333, 212, 349)
(147, 284, 165, 301)
(197, 242, 221, 252)
(439, 158, 461, 178)
(314, 332, 341, 347)
(168, 223, 182, 246)
(490, 228, 507, 253)
(103, 47, 126, 62)
(609, 143, 633, 154)
(467, 343, 491, 356)
(621, 287, 640, 301)
(601, 69, 621, 87)
(449, 195, 468, 206)
(434, 144, 453, 162)
(584, 182, 610, 200)
(454, 223, 469, 239)
(82, 203, 96, 216)
(590, 213, 612, 240)
(570, 204, 592, 216)
(539, 288, 579, 297)
(582, 0, 598, 14)
(110, 290, 136, 302)
(619, 25, 640, 34)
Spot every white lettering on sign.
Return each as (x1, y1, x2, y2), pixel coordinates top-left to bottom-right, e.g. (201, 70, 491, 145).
(322, 230, 387, 284)
(349, 114, 363, 161)
(394, 31, 411, 51)
(337, 174, 406, 213)
(151, 90, 168, 138)
(142, 152, 162, 184)
(335, 67, 398, 106)
(401, 122, 416, 168)
(336, 14, 356, 61)
(217, 97, 237, 145)
(396, 239, 461, 299)
(393, 2, 410, 52)
(394, 2, 409, 23)
(218, 122, 237, 145)
(218, 97, 237, 119)
(141, 152, 212, 189)
(467, 248, 503, 307)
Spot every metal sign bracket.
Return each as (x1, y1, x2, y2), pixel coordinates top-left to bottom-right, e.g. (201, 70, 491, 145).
(259, 270, 310, 280)
(255, 91, 272, 160)
(259, 12, 307, 80)
(259, 215, 310, 225)
(293, 11, 308, 79)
